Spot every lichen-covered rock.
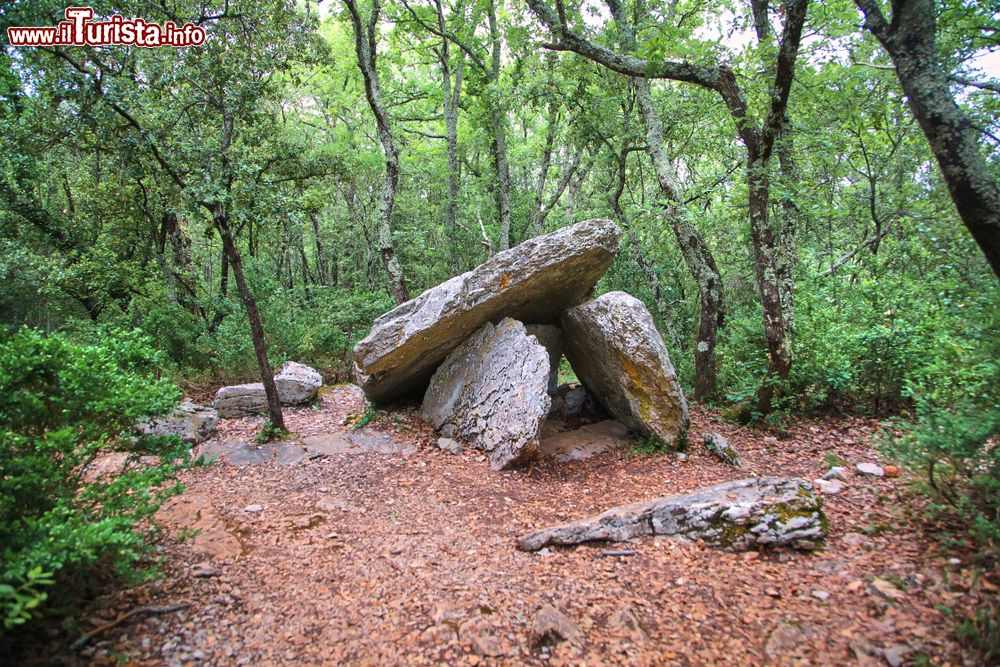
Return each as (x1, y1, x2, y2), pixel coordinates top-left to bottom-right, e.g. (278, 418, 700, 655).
(517, 477, 825, 552)
(560, 291, 689, 449)
(139, 399, 218, 444)
(214, 362, 323, 418)
(704, 432, 744, 467)
(421, 318, 551, 470)
(354, 219, 620, 403)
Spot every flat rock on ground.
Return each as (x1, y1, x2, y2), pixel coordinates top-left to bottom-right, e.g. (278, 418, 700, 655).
(538, 419, 628, 462)
(353, 219, 620, 403)
(561, 291, 690, 449)
(43, 385, 987, 667)
(517, 477, 826, 552)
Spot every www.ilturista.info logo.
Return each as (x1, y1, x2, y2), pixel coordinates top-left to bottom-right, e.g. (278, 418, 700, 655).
(7, 7, 206, 48)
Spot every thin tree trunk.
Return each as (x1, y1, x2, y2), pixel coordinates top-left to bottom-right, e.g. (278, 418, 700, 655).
(604, 0, 722, 401)
(436, 0, 464, 274)
(747, 165, 791, 417)
(855, 0, 1000, 278)
(488, 0, 513, 251)
(345, 0, 410, 304)
(310, 211, 329, 286)
(213, 205, 285, 430)
(210, 246, 229, 333)
(531, 55, 558, 237)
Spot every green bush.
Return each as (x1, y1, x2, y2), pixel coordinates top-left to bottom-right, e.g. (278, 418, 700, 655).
(882, 400, 1000, 561)
(0, 327, 187, 633)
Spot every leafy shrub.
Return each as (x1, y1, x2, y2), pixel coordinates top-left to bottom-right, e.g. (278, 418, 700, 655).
(0, 327, 187, 633)
(882, 400, 1000, 561)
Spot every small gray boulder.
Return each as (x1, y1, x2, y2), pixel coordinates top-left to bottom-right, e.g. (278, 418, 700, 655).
(704, 432, 744, 467)
(139, 400, 218, 444)
(214, 362, 323, 418)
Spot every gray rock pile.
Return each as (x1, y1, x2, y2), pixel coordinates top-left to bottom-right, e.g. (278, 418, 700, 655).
(215, 361, 323, 418)
(352, 219, 691, 469)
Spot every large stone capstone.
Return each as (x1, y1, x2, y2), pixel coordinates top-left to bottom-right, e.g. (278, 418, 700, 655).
(517, 477, 826, 552)
(420, 318, 551, 470)
(560, 291, 689, 449)
(354, 219, 620, 403)
(214, 361, 323, 418)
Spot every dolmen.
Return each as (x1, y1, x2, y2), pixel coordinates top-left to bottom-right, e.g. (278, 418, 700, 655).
(353, 219, 689, 469)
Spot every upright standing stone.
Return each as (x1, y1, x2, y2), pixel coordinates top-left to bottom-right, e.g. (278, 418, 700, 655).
(421, 318, 551, 470)
(354, 219, 620, 403)
(525, 324, 562, 394)
(561, 291, 689, 449)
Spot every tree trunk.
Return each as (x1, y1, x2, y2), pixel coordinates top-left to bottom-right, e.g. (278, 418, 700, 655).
(345, 0, 410, 304)
(437, 0, 464, 274)
(746, 164, 791, 417)
(488, 0, 513, 251)
(855, 0, 1000, 278)
(310, 211, 329, 286)
(633, 78, 722, 401)
(213, 206, 285, 430)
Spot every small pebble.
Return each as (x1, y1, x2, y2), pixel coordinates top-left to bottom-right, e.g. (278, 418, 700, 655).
(244, 504, 263, 513)
(811, 589, 830, 601)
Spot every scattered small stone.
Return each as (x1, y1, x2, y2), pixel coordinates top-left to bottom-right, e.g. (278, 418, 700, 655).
(811, 589, 830, 601)
(600, 549, 637, 557)
(883, 644, 910, 667)
(948, 557, 961, 566)
(676, 453, 688, 462)
(244, 504, 263, 513)
(813, 479, 845, 495)
(191, 563, 221, 578)
(532, 605, 581, 648)
(703, 432, 744, 467)
(822, 466, 848, 481)
(856, 462, 885, 477)
(475, 455, 486, 463)
(436, 437, 463, 455)
(842, 533, 869, 547)
(871, 577, 906, 601)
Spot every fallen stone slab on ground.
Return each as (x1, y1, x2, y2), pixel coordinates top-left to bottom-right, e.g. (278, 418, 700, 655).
(138, 399, 218, 444)
(354, 218, 620, 403)
(421, 318, 551, 469)
(214, 361, 323, 417)
(561, 291, 689, 449)
(517, 477, 825, 552)
(538, 419, 628, 462)
(299, 429, 416, 457)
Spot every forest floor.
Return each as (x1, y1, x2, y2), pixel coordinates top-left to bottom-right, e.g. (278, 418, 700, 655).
(39, 386, 997, 666)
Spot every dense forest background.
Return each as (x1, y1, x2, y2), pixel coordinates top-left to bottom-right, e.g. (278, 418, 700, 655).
(1, 0, 999, 650)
